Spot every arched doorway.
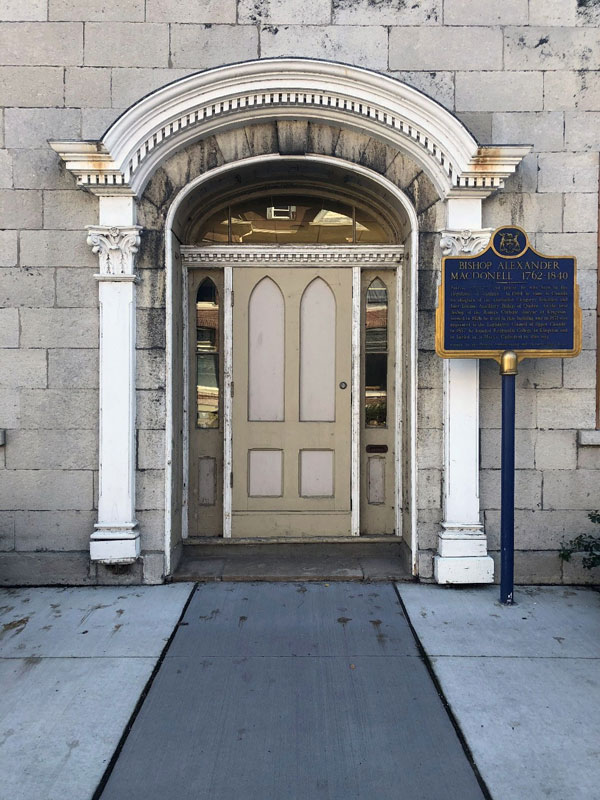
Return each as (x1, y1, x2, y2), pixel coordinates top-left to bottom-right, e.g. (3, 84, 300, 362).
(51, 58, 530, 583)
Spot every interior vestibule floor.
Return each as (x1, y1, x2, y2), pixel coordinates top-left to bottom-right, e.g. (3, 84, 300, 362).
(171, 539, 412, 583)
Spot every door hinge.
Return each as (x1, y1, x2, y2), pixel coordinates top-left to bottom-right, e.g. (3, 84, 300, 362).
(230, 381, 234, 397)
(231, 290, 234, 307)
(230, 472, 233, 488)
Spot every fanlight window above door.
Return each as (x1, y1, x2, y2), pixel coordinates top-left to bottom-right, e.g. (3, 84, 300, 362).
(196, 194, 395, 244)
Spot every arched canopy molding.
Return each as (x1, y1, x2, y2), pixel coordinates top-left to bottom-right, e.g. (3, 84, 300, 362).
(51, 58, 530, 200)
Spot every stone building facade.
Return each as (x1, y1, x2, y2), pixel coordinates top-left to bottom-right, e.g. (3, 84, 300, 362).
(0, 0, 599, 586)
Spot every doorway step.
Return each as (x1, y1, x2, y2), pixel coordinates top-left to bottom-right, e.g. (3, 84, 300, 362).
(171, 539, 413, 582)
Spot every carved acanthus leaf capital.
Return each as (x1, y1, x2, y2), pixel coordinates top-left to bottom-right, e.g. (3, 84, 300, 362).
(86, 226, 142, 277)
(440, 228, 494, 256)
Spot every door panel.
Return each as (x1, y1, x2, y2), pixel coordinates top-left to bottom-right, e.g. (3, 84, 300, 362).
(231, 268, 352, 536)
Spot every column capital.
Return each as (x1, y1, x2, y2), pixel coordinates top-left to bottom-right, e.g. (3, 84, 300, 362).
(439, 228, 494, 257)
(87, 225, 142, 278)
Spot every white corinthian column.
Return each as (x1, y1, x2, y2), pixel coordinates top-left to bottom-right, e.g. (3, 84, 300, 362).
(87, 209, 142, 563)
(435, 198, 495, 584)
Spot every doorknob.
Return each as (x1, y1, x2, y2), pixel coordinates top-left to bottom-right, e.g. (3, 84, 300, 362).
(339, 381, 348, 389)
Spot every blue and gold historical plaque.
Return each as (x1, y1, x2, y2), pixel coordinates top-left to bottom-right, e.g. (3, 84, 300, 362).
(435, 226, 582, 361)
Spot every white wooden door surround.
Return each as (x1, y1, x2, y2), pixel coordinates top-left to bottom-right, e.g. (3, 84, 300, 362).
(51, 58, 530, 581)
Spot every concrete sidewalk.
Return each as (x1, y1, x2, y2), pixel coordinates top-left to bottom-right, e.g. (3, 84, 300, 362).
(0, 584, 193, 800)
(398, 584, 600, 800)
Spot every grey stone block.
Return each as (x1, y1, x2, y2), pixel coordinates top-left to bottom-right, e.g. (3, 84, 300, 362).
(0, 21, 82, 65)
(20, 230, 95, 267)
(0, 389, 19, 428)
(488, 550, 562, 584)
(456, 72, 543, 112)
(0, 267, 55, 307)
(0, 469, 93, 511)
(561, 554, 600, 585)
(390, 71, 454, 111)
(581, 310, 596, 350)
(43, 189, 98, 230)
(389, 26, 502, 71)
(136, 469, 165, 510)
(484, 508, 597, 551)
(535, 429, 577, 470)
(49, 0, 144, 21)
(544, 70, 600, 111)
(136, 349, 165, 390)
(137, 269, 165, 309)
(444, 0, 527, 24)
(0, 307, 18, 347)
(137, 308, 165, 349)
(110, 67, 193, 109)
(56, 268, 98, 307)
(529, 0, 577, 26)
(4, 108, 80, 149)
(565, 111, 600, 151)
(81, 107, 124, 139)
(481, 468, 542, 511)
(136, 390, 166, 429)
(6, 429, 97, 470)
(20, 308, 98, 348)
(0, 0, 47, 20)
(491, 111, 564, 151)
(0, 267, 54, 306)
(142, 552, 165, 584)
(543, 469, 600, 510)
(0, 349, 46, 388)
(0, 230, 17, 266)
(563, 350, 596, 389)
(563, 193, 598, 233)
(537, 389, 595, 429)
(481, 428, 536, 469)
(137, 430, 165, 470)
(416, 387, 442, 429)
(20, 389, 98, 429)
(12, 148, 75, 190)
(536, 232, 597, 269)
(482, 192, 562, 234)
(0, 511, 15, 551)
(0, 149, 12, 188)
(0, 189, 41, 228)
(453, 112, 492, 144)
(417, 468, 441, 510)
(417, 428, 442, 470)
(418, 310, 435, 350)
(334, 0, 440, 24)
(85, 22, 169, 67)
(239, 0, 330, 24)
(65, 66, 112, 106)
(577, 269, 597, 310)
(148, 0, 236, 23)
(0, 66, 63, 106)
(137, 510, 166, 550)
(504, 27, 600, 70)
(263, 24, 387, 70)
(14, 509, 95, 551)
(48, 348, 98, 388)
(417, 550, 434, 579)
(0, 551, 93, 585)
(480, 388, 537, 429)
(502, 152, 538, 193)
(171, 24, 259, 69)
(418, 351, 442, 389)
(577, 445, 600, 470)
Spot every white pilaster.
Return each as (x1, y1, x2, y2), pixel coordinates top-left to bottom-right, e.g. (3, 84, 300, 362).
(435, 199, 494, 584)
(88, 198, 142, 563)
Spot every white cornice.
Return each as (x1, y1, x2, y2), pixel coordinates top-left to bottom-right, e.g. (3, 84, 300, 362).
(50, 58, 531, 200)
(180, 244, 405, 266)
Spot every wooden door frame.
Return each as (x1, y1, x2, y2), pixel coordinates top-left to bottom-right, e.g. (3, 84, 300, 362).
(181, 245, 404, 539)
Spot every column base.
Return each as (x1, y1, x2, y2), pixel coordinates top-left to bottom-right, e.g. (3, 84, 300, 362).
(91, 523, 140, 564)
(434, 554, 494, 584)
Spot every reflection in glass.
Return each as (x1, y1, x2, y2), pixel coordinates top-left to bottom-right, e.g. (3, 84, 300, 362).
(196, 278, 219, 428)
(365, 278, 388, 427)
(195, 195, 394, 244)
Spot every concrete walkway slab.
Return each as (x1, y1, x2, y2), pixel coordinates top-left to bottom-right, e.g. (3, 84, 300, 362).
(99, 583, 485, 800)
(0, 584, 194, 800)
(398, 584, 600, 800)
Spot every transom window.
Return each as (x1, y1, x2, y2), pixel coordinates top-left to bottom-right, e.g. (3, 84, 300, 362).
(197, 194, 394, 245)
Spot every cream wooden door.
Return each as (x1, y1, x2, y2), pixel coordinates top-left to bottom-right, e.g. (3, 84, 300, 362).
(231, 268, 353, 537)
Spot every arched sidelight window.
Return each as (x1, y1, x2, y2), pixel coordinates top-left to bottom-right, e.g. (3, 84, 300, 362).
(196, 278, 219, 428)
(195, 194, 395, 244)
(365, 278, 388, 428)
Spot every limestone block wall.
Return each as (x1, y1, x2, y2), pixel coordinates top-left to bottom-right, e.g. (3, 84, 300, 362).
(0, 0, 598, 584)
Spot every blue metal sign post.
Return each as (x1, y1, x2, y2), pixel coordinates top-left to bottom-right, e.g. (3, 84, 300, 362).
(435, 226, 581, 605)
